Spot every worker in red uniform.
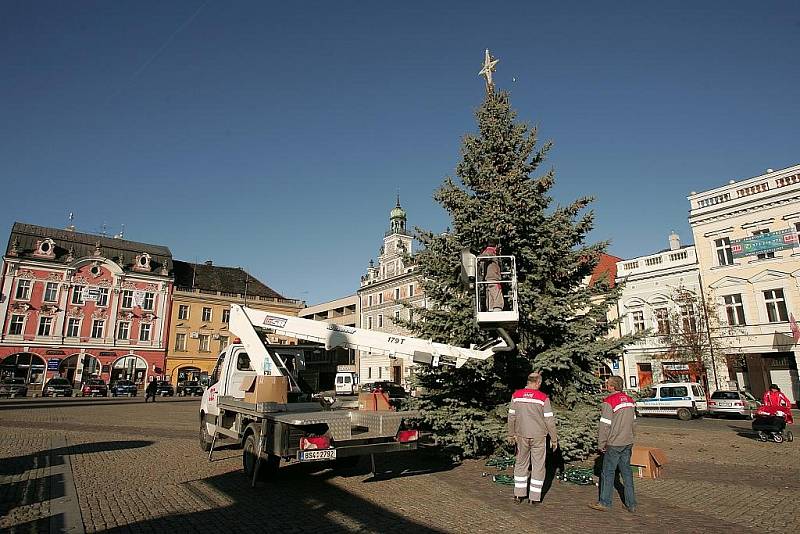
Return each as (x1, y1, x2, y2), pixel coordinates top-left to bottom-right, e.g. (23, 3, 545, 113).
(590, 376, 637, 513)
(480, 244, 504, 312)
(762, 384, 794, 424)
(506, 371, 558, 504)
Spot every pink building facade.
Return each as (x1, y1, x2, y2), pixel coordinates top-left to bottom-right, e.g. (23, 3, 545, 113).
(0, 223, 173, 393)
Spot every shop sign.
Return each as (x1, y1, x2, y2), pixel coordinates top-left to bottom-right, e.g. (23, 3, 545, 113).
(47, 359, 61, 371)
(731, 228, 798, 259)
(663, 363, 689, 371)
(46, 350, 66, 355)
(82, 287, 103, 301)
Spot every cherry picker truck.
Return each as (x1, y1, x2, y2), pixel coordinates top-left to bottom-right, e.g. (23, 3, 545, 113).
(199, 251, 518, 485)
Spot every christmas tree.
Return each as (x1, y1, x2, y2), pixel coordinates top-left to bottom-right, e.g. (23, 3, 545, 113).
(407, 51, 629, 461)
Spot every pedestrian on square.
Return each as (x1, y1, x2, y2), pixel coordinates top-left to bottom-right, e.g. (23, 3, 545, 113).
(480, 244, 504, 312)
(590, 376, 637, 513)
(145, 379, 157, 403)
(506, 371, 558, 504)
(761, 384, 794, 424)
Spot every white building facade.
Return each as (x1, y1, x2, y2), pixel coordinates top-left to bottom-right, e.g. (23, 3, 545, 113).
(688, 164, 800, 404)
(357, 199, 425, 387)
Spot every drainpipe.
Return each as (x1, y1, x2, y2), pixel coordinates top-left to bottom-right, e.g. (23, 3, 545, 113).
(697, 271, 719, 391)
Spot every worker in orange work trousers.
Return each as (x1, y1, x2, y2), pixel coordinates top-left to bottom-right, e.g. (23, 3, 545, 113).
(506, 371, 558, 504)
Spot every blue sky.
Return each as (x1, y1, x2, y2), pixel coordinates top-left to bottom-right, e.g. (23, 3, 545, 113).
(1, 1, 798, 304)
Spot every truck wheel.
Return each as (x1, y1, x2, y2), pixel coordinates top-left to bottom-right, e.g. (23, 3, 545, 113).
(199, 414, 213, 452)
(243, 431, 279, 480)
(677, 408, 692, 421)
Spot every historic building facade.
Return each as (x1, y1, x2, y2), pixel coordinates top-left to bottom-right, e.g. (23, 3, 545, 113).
(357, 199, 425, 387)
(166, 260, 304, 385)
(612, 233, 731, 392)
(688, 164, 800, 403)
(0, 223, 173, 392)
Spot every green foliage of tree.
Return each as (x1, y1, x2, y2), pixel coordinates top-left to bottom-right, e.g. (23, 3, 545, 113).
(406, 89, 631, 461)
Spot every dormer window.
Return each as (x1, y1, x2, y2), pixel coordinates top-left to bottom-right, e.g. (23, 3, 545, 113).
(34, 238, 57, 259)
(134, 253, 152, 272)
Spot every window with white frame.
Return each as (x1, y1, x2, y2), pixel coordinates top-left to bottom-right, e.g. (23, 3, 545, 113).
(66, 318, 80, 337)
(368, 295, 373, 306)
(218, 335, 228, 352)
(142, 292, 155, 310)
(753, 229, 775, 259)
(764, 289, 789, 322)
(117, 322, 130, 340)
(199, 334, 210, 352)
(43, 282, 59, 303)
(121, 290, 133, 309)
(394, 310, 401, 322)
(91, 319, 105, 339)
(723, 294, 746, 325)
(654, 308, 670, 334)
(394, 288, 400, 300)
(37, 316, 52, 336)
(631, 310, 645, 333)
(222, 309, 230, 323)
(379, 293, 383, 304)
(72, 286, 85, 305)
(8, 315, 25, 336)
(714, 237, 734, 266)
(178, 305, 189, 320)
(367, 316, 373, 329)
(378, 314, 383, 328)
(175, 333, 187, 351)
(368, 367, 372, 379)
(680, 303, 698, 333)
(139, 323, 151, 341)
(15, 279, 31, 300)
(795, 222, 800, 247)
(202, 307, 212, 322)
(408, 284, 414, 297)
(96, 288, 109, 307)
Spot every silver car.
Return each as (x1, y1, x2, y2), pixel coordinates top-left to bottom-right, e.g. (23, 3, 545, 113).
(708, 390, 759, 418)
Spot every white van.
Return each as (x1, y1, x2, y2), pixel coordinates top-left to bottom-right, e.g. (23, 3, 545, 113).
(335, 371, 358, 395)
(635, 382, 708, 421)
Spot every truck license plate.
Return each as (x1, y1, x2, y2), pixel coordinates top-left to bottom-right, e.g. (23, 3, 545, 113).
(298, 449, 336, 462)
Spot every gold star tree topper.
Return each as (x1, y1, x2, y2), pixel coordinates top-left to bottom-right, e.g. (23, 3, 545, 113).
(478, 49, 499, 92)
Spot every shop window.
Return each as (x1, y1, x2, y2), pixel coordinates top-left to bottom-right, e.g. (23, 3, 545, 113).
(66, 318, 80, 337)
(44, 282, 59, 303)
(8, 315, 25, 336)
(37, 317, 52, 336)
(139, 323, 151, 342)
(714, 237, 733, 266)
(764, 289, 789, 322)
(121, 290, 133, 309)
(15, 279, 31, 300)
(723, 294, 746, 325)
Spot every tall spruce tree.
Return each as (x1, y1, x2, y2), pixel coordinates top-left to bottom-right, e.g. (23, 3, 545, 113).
(407, 84, 629, 461)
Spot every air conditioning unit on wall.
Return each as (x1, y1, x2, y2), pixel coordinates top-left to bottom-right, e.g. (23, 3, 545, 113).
(212, 333, 220, 339)
(190, 332, 199, 339)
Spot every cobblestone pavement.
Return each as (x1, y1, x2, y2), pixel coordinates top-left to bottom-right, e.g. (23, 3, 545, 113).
(1, 397, 798, 533)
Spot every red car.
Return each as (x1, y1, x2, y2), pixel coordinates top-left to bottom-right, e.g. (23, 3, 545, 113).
(80, 378, 109, 397)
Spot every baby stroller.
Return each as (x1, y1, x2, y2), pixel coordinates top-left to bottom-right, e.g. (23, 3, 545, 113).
(752, 405, 794, 443)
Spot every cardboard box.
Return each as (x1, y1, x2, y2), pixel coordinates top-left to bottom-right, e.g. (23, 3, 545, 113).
(630, 446, 668, 479)
(358, 391, 393, 411)
(241, 376, 288, 404)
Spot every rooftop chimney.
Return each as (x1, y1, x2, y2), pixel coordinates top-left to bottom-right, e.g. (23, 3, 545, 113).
(205, 260, 213, 266)
(669, 231, 680, 251)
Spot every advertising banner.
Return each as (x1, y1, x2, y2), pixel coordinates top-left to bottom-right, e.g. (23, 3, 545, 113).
(730, 228, 798, 259)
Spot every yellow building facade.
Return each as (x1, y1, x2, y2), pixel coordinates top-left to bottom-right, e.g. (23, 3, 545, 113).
(165, 260, 304, 385)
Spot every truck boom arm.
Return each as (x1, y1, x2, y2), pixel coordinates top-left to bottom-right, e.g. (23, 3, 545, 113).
(229, 305, 507, 375)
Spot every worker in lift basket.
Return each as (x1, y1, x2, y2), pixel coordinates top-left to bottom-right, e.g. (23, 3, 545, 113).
(506, 371, 558, 504)
(480, 244, 504, 312)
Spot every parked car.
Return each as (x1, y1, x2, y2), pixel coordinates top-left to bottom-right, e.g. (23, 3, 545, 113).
(708, 390, 760, 418)
(177, 380, 204, 396)
(635, 382, 708, 421)
(80, 378, 109, 397)
(110, 380, 138, 397)
(154, 381, 174, 396)
(42, 378, 73, 397)
(0, 378, 28, 398)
